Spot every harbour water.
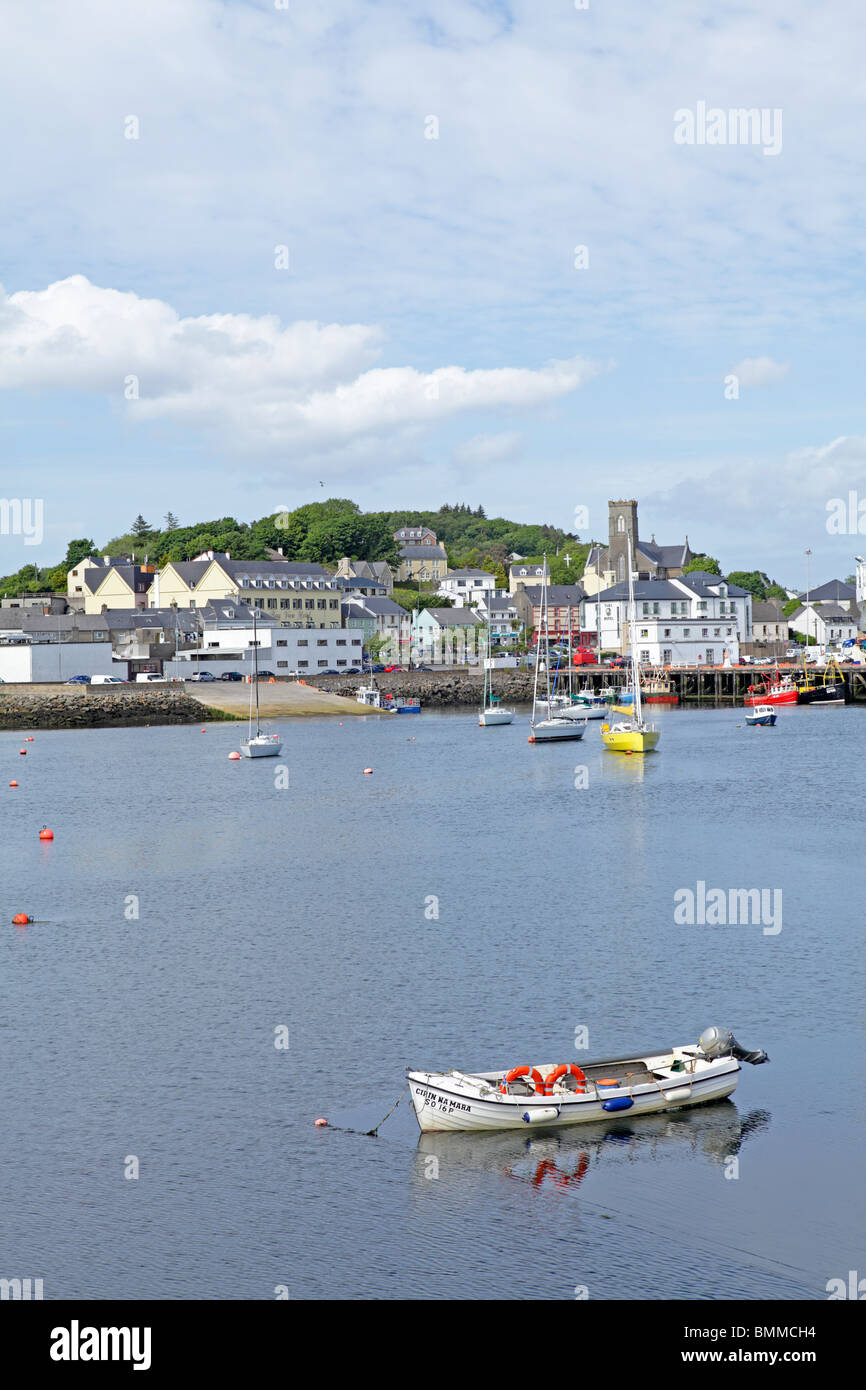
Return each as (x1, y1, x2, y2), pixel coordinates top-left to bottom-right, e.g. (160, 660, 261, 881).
(1, 703, 862, 1300)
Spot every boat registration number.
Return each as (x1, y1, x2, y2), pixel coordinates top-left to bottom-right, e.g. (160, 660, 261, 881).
(415, 1088, 471, 1115)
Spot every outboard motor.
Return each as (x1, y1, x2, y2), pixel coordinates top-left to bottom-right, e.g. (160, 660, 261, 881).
(699, 1026, 769, 1065)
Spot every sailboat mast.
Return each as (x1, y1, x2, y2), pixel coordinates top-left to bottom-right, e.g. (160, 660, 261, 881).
(253, 608, 261, 734)
(627, 533, 643, 725)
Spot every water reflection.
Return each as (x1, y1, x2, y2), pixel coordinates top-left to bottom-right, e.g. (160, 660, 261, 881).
(411, 1103, 771, 1197)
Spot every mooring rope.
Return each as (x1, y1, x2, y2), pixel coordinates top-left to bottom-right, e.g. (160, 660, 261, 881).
(321, 1084, 410, 1138)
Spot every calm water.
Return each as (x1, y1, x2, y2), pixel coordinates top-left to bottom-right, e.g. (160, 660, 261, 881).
(1, 703, 862, 1300)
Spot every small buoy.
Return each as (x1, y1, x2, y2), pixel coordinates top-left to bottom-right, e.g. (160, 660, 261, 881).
(339, 722, 343, 726)
(228, 751, 241, 760)
(202, 728, 207, 733)
(39, 827, 54, 840)
(314, 1118, 328, 1127)
(12, 913, 31, 925)
(19, 748, 26, 755)
(9, 781, 18, 787)
(363, 767, 373, 775)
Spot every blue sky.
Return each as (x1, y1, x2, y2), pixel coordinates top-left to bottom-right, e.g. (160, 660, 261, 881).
(1, 0, 864, 589)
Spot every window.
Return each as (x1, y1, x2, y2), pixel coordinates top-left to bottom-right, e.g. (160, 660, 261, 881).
(663, 649, 672, 663)
(277, 640, 287, 647)
(351, 638, 361, 646)
(683, 627, 690, 636)
(298, 639, 308, 647)
(298, 660, 308, 668)
(317, 599, 326, 609)
(640, 649, 650, 662)
(293, 599, 301, 609)
(664, 628, 671, 637)
(702, 628, 708, 637)
(337, 660, 347, 667)
(317, 639, 327, 646)
(305, 600, 314, 609)
(277, 661, 287, 668)
(642, 603, 649, 616)
(318, 659, 328, 667)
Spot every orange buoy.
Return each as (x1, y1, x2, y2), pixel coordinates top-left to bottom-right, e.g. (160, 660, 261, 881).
(314, 1118, 328, 1127)
(19, 748, 26, 755)
(228, 751, 241, 760)
(12, 913, 31, 925)
(39, 827, 54, 840)
(9, 780, 18, 787)
(363, 767, 373, 775)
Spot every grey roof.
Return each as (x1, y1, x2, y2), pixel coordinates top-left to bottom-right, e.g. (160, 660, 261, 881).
(344, 596, 407, 617)
(444, 568, 495, 578)
(798, 579, 856, 602)
(100, 607, 200, 631)
(0, 612, 111, 632)
(792, 603, 856, 621)
(751, 601, 787, 621)
(510, 562, 548, 575)
(220, 560, 329, 578)
(83, 564, 154, 594)
(587, 580, 689, 603)
(638, 541, 690, 568)
(343, 560, 392, 583)
(334, 576, 388, 593)
(399, 545, 448, 560)
(163, 560, 211, 585)
(521, 584, 586, 604)
(417, 608, 481, 626)
(200, 600, 270, 625)
(682, 571, 749, 597)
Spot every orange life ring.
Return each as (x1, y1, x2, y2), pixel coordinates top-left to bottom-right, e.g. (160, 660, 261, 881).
(543, 1063, 587, 1095)
(500, 1066, 544, 1095)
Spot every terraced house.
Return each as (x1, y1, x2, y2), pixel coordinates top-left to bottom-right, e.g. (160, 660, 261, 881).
(146, 551, 342, 627)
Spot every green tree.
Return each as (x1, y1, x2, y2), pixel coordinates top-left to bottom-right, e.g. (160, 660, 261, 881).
(683, 555, 722, 576)
(131, 514, 152, 538)
(726, 570, 768, 600)
(164, 512, 180, 531)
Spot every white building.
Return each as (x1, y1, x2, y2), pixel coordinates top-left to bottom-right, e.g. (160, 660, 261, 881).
(788, 603, 858, 648)
(436, 569, 497, 607)
(165, 624, 365, 677)
(581, 572, 752, 665)
(0, 638, 116, 682)
(472, 590, 522, 647)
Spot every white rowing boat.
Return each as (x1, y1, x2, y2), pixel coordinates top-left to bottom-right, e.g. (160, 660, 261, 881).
(407, 1026, 767, 1133)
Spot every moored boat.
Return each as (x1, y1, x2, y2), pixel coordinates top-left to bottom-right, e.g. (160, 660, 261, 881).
(408, 1026, 768, 1133)
(239, 610, 283, 758)
(640, 667, 679, 704)
(745, 704, 777, 727)
(601, 532, 660, 754)
(743, 671, 799, 706)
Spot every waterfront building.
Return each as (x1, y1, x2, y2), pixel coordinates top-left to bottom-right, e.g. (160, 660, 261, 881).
(334, 557, 394, 594)
(342, 596, 411, 663)
(582, 572, 752, 665)
(788, 602, 858, 648)
(472, 590, 522, 647)
(411, 607, 483, 665)
(513, 583, 586, 643)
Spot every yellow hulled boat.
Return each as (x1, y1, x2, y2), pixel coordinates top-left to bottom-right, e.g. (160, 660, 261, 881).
(600, 531, 660, 755)
(601, 720, 660, 753)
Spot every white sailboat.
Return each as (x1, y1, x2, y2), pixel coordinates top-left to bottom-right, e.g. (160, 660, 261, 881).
(601, 533, 659, 753)
(478, 627, 514, 726)
(240, 609, 283, 758)
(529, 564, 587, 743)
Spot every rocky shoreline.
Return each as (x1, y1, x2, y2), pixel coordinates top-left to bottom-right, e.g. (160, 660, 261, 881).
(304, 671, 537, 707)
(0, 687, 229, 730)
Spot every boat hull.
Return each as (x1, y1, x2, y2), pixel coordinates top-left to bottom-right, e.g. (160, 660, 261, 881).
(239, 739, 282, 758)
(408, 1062, 739, 1133)
(478, 709, 514, 725)
(601, 722, 660, 752)
(745, 711, 776, 726)
(743, 687, 798, 706)
(529, 719, 586, 742)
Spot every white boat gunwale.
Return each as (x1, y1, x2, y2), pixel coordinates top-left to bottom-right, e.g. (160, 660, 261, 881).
(407, 1044, 745, 1132)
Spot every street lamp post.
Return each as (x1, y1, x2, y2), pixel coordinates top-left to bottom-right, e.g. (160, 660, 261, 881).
(805, 548, 812, 648)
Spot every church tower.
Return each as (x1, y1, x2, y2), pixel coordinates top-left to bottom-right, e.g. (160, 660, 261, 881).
(607, 499, 639, 586)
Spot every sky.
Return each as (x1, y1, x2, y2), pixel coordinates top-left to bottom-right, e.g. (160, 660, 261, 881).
(1, 0, 865, 588)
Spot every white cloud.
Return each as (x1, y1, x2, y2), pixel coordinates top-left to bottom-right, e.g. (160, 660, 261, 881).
(452, 431, 523, 467)
(729, 357, 791, 388)
(0, 276, 600, 459)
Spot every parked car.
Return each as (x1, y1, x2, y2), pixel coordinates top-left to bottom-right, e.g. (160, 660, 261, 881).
(608, 655, 628, 668)
(255, 670, 276, 679)
(383, 664, 404, 672)
(135, 672, 168, 683)
(187, 671, 217, 682)
(320, 669, 339, 675)
(91, 674, 126, 684)
(371, 663, 386, 673)
(66, 675, 90, 683)
(220, 671, 243, 681)
(345, 667, 361, 674)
